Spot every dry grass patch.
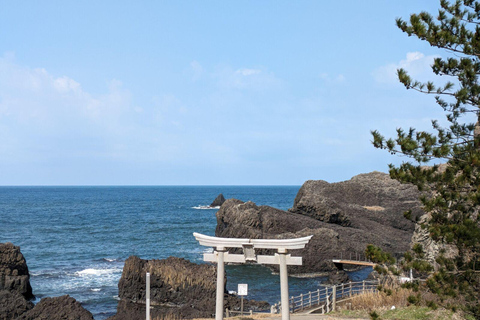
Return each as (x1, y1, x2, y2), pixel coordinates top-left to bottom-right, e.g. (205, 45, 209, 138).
(362, 206, 385, 211)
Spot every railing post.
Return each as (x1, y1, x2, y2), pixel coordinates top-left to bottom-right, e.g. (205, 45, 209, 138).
(225, 309, 229, 318)
(363, 280, 365, 293)
(332, 285, 336, 312)
(290, 296, 294, 313)
(250, 310, 253, 316)
(349, 281, 352, 297)
(146, 272, 150, 320)
(308, 291, 312, 307)
(326, 287, 330, 313)
(300, 293, 303, 310)
(317, 289, 320, 305)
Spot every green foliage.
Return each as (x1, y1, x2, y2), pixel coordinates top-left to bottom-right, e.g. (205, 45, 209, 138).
(365, 244, 396, 264)
(427, 300, 438, 310)
(407, 294, 420, 305)
(404, 210, 412, 220)
(402, 280, 420, 292)
(370, 310, 380, 320)
(372, 0, 480, 315)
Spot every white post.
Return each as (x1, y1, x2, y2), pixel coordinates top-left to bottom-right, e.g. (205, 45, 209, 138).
(332, 285, 336, 311)
(278, 248, 290, 320)
(146, 272, 150, 320)
(215, 247, 226, 320)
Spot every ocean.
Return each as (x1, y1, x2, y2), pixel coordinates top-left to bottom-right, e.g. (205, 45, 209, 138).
(0, 186, 371, 319)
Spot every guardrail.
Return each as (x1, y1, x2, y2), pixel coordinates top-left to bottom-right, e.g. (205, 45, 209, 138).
(272, 280, 379, 314)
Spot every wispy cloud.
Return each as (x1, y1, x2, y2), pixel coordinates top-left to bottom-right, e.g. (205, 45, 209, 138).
(372, 51, 439, 84)
(213, 65, 282, 90)
(319, 72, 346, 83)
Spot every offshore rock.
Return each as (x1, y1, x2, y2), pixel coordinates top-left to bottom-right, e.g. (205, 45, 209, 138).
(210, 194, 226, 207)
(0, 243, 34, 300)
(0, 290, 34, 320)
(216, 172, 423, 275)
(109, 256, 268, 320)
(16, 295, 94, 320)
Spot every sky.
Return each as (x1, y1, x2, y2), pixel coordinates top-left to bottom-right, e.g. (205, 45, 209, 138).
(0, 1, 453, 185)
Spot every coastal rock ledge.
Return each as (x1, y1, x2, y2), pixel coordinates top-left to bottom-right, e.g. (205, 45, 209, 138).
(215, 171, 424, 275)
(108, 256, 268, 320)
(0, 242, 94, 320)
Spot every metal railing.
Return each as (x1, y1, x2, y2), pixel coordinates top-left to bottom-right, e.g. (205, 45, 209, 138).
(272, 280, 379, 314)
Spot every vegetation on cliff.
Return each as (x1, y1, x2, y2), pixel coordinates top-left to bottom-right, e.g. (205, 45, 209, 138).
(372, 0, 480, 317)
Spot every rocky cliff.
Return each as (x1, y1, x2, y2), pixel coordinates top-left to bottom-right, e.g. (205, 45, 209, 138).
(0, 243, 34, 300)
(109, 256, 268, 320)
(215, 171, 424, 275)
(0, 243, 94, 320)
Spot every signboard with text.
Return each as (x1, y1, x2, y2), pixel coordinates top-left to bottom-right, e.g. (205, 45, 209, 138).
(238, 283, 248, 296)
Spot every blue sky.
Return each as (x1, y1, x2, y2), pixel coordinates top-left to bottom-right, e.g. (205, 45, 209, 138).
(0, 1, 451, 185)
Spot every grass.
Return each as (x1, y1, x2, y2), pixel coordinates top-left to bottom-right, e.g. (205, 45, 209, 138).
(331, 282, 468, 320)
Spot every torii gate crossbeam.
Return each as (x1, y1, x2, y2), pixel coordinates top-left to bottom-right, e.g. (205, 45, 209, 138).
(193, 232, 312, 320)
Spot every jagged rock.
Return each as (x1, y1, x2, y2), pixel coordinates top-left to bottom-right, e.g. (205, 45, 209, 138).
(325, 270, 350, 285)
(109, 256, 268, 320)
(216, 172, 423, 275)
(0, 243, 34, 300)
(16, 295, 94, 320)
(289, 172, 423, 231)
(210, 194, 226, 207)
(0, 290, 34, 320)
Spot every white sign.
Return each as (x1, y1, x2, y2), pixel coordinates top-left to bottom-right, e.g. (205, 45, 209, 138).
(238, 283, 248, 296)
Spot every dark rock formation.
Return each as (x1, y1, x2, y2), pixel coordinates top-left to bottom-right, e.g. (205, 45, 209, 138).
(0, 290, 34, 320)
(109, 256, 268, 320)
(210, 194, 226, 207)
(289, 171, 423, 231)
(215, 172, 424, 275)
(0, 243, 34, 300)
(16, 295, 94, 320)
(326, 270, 350, 285)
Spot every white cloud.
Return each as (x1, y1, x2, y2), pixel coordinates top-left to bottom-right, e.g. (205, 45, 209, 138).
(214, 65, 281, 90)
(319, 72, 346, 83)
(235, 68, 261, 76)
(372, 51, 440, 84)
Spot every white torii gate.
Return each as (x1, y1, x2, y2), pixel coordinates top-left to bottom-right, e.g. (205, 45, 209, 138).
(193, 232, 312, 320)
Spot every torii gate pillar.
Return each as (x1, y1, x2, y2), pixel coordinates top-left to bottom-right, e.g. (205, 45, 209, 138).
(215, 246, 226, 320)
(193, 233, 312, 320)
(278, 248, 289, 320)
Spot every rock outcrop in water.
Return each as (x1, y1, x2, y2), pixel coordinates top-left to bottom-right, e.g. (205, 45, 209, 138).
(215, 172, 424, 275)
(210, 194, 226, 207)
(16, 295, 94, 320)
(0, 290, 34, 320)
(0, 243, 34, 300)
(0, 243, 94, 320)
(109, 256, 268, 320)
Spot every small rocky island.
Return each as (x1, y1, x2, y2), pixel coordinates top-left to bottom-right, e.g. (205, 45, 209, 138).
(210, 193, 226, 207)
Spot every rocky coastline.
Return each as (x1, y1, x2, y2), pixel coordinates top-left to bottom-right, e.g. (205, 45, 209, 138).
(216, 171, 423, 277)
(1, 171, 426, 319)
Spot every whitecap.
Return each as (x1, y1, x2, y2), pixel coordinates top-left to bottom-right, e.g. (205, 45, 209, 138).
(91, 288, 101, 292)
(192, 205, 220, 210)
(75, 268, 120, 276)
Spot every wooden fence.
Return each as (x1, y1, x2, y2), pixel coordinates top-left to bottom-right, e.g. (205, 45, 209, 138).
(272, 280, 379, 314)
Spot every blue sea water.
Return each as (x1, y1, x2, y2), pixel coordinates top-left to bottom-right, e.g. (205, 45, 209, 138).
(0, 186, 371, 319)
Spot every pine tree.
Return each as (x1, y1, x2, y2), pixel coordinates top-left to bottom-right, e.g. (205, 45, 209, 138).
(371, 1, 480, 316)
